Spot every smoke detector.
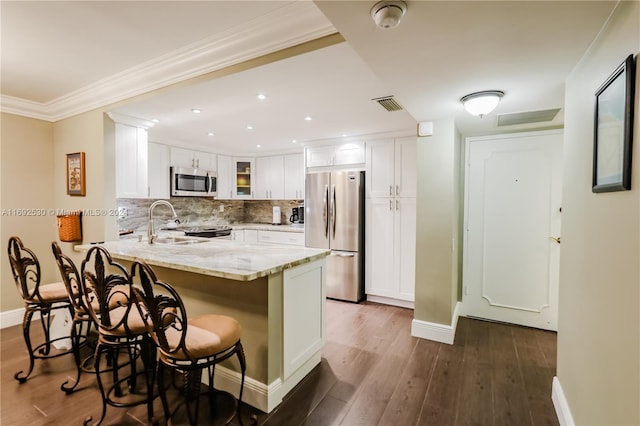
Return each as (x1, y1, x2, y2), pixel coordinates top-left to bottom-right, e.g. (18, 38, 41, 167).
(370, 1, 407, 29)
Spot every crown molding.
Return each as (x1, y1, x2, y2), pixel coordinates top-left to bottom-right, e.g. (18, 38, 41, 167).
(1, 2, 336, 122)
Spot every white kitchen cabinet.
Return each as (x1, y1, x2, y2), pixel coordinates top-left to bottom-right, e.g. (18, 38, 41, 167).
(365, 197, 416, 306)
(255, 156, 284, 200)
(217, 155, 234, 199)
(366, 137, 417, 199)
(148, 142, 170, 199)
(115, 123, 148, 199)
(258, 230, 304, 246)
(170, 147, 216, 171)
(284, 153, 304, 200)
(216, 156, 254, 199)
(306, 141, 365, 168)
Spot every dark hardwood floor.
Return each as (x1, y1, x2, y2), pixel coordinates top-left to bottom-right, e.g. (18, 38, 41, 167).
(0, 300, 559, 425)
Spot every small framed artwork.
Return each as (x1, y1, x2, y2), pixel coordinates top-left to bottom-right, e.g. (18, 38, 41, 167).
(66, 152, 86, 196)
(592, 54, 635, 193)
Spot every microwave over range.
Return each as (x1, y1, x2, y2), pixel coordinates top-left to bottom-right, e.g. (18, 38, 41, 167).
(170, 167, 217, 197)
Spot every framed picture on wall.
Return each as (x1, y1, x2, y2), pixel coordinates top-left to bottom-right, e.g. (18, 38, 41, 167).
(592, 54, 635, 193)
(66, 152, 86, 196)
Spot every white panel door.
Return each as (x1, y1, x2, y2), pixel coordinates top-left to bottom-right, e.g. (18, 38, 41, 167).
(395, 197, 416, 300)
(394, 137, 417, 198)
(365, 198, 395, 297)
(365, 139, 395, 198)
(463, 130, 562, 330)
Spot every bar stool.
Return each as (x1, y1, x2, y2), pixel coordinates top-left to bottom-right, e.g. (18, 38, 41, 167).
(51, 241, 101, 393)
(7, 236, 74, 383)
(131, 260, 246, 426)
(79, 246, 156, 426)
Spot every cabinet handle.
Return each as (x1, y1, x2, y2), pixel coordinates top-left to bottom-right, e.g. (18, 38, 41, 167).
(396, 199, 399, 210)
(196, 159, 200, 168)
(266, 190, 269, 198)
(389, 200, 393, 210)
(396, 185, 399, 196)
(389, 185, 393, 196)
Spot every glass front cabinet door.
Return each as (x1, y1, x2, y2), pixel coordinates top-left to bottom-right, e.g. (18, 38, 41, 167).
(234, 158, 254, 199)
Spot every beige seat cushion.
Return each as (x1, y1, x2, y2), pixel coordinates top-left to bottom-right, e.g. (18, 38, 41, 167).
(98, 304, 148, 337)
(26, 282, 69, 303)
(162, 314, 241, 361)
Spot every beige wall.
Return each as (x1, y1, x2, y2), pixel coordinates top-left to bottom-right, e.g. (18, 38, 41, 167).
(414, 119, 462, 324)
(558, 1, 639, 424)
(1, 113, 57, 311)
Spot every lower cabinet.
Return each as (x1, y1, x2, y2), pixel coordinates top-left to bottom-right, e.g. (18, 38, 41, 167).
(365, 197, 416, 306)
(258, 230, 304, 246)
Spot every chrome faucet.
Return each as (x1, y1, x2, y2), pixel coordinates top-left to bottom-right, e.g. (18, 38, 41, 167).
(148, 200, 179, 244)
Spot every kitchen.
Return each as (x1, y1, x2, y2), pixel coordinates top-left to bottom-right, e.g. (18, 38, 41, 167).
(1, 1, 638, 425)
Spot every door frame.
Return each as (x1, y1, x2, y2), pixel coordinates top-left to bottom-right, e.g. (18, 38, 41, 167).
(460, 129, 563, 329)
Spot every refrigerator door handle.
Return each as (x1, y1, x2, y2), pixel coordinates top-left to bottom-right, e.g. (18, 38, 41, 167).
(324, 184, 329, 239)
(330, 252, 355, 258)
(331, 184, 337, 240)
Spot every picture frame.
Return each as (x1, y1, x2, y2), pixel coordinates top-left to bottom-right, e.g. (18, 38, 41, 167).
(592, 54, 635, 193)
(66, 152, 86, 196)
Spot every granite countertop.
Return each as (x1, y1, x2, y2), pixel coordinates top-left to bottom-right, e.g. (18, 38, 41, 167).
(75, 235, 326, 282)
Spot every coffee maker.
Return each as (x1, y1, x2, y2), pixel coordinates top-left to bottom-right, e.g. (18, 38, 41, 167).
(290, 203, 304, 224)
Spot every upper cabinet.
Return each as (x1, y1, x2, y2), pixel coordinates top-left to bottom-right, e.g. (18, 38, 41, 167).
(170, 147, 216, 171)
(111, 113, 153, 199)
(216, 156, 255, 200)
(284, 153, 304, 200)
(306, 141, 365, 168)
(365, 137, 417, 199)
(148, 142, 170, 199)
(255, 156, 284, 200)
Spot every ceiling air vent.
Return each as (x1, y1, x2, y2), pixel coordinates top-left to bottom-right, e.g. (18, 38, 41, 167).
(372, 96, 404, 112)
(497, 108, 561, 127)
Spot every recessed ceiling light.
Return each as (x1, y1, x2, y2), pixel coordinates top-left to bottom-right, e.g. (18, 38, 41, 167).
(256, 144, 261, 148)
(304, 115, 312, 121)
(247, 125, 254, 130)
(257, 93, 267, 100)
(342, 133, 348, 137)
(292, 139, 297, 144)
(191, 108, 201, 114)
(152, 119, 159, 123)
(207, 132, 214, 137)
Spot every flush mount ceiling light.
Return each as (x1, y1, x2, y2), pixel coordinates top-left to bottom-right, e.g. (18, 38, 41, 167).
(460, 90, 504, 118)
(370, 1, 407, 29)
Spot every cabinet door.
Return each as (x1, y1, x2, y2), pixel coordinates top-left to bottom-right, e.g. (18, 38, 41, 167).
(395, 137, 417, 198)
(284, 153, 304, 200)
(193, 151, 217, 171)
(395, 197, 416, 301)
(170, 147, 196, 168)
(244, 229, 258, 242)
(116, 124, 148, 198)
(148, 142, 170, 199)
(231, 230, 244, 241)
(306, 146, 334, 167)
(217, 155, 233, 200)
(268, 156, 285, 199)
(334, 141, 365, 165)
(234, 158, 254, 199)
(364, 198, 395, 298)
(366, 139, 395, 198)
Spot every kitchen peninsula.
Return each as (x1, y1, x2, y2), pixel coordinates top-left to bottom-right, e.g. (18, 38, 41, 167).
(76, 237, 329, 413)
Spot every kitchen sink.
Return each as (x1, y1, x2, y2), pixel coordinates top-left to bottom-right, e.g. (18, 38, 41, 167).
(152, 236, 208, 245)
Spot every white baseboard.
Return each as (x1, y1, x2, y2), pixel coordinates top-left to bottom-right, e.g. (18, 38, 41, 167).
(203, 349, 322, 414)
(1, 308, 27, 329)
(366, 295, 414, 309)
(411, 302, 460, 345)
(552, 376, 575, 426)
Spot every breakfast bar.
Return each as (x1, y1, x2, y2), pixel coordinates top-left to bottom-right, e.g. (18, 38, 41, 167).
(76, 237, 329, 413)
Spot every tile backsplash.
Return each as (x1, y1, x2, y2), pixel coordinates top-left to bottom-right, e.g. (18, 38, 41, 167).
(118, 197, 302, 234)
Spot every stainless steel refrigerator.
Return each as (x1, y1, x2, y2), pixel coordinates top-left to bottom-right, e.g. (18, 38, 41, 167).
(305, 170, 365, 302)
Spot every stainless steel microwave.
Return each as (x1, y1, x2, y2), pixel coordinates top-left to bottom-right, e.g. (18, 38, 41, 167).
(170, 167, 217, 197)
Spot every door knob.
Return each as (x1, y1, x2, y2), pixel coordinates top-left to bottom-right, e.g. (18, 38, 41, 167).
(549, 236, 561, 244)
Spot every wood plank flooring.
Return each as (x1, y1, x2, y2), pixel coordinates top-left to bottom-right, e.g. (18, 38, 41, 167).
(0, 300, 558, 425)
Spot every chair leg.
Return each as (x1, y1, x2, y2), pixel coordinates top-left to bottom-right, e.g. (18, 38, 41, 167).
(14, 309, 36, 383)
(87, 342, 109, 426)
(61, 318, 83, 393)
(235, 343, 247, 425)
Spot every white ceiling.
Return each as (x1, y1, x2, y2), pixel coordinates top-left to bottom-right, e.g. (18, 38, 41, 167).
(1, 1, 618, 155)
